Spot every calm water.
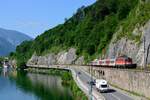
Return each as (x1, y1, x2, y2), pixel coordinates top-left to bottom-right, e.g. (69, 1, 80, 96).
(0, 68, 73, 100)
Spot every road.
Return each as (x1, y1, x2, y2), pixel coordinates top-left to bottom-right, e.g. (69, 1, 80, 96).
(71, 67, 134, 100)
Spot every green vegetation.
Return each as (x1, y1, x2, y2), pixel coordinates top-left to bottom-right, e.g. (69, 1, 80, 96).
(0, 57, 4, 67)
(10, 41, 33, 68)
(28, 68, 88, 100)
(115, 1, 150, 43)
(10, 0, 150, 68)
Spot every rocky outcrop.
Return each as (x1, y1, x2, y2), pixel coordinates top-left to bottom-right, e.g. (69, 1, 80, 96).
(9, 59, 17, 68)
(27, 48, 84, 66)
(75, 56, 84, 65)
(47, 54, 56, 65)
(56, 48, 77, 64)
(107, 20, 150, 68)
(27, 53, 38, 65)
(27, 53, 57, 66)
(144, 20, 150, 66)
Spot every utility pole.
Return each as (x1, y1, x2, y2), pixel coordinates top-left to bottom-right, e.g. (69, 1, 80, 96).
(143, 36, 146, 70)
(146, 44, 150, 69)
(89, 65, 93, 100)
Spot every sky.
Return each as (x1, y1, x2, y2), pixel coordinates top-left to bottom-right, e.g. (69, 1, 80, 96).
(0, 0, 96, 38)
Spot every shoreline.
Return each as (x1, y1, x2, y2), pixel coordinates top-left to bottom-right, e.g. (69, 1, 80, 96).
(27, 67, 88, 100)
(26, 65, 105, 100)
(26, 64, 150, 100)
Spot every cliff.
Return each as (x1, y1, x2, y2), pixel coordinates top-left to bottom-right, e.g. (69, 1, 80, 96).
(27, 48, 84, 66)
(107, 20, 150, 68)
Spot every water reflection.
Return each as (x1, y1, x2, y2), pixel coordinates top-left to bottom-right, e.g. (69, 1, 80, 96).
(0, 70, 38, 100)
(0, 70, 73, 100)
(3, 67, 8, 77)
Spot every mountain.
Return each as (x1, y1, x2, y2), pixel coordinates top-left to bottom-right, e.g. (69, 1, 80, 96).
(0, 37, 15, 56)
(0, 28, 32, 56)
(11, 0, 150, 68)
(0, 28, 32, 46)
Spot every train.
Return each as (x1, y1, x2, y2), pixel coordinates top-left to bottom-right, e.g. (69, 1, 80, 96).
(90, 55, 137, 69)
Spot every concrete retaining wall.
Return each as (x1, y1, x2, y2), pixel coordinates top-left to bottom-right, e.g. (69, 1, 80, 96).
(80, 66, 150, 99)
(28, 64, 150, 99)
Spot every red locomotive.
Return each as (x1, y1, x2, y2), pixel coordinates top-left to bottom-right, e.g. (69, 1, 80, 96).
(91, 55, 136, 68)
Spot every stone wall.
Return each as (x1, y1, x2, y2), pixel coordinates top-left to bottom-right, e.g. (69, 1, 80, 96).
(85, 66, 150, 99)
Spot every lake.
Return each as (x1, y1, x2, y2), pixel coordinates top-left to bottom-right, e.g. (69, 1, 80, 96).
(0, 68, 73, 100)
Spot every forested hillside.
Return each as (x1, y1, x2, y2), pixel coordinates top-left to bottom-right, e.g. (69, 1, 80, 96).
(10, 0, 150, 67)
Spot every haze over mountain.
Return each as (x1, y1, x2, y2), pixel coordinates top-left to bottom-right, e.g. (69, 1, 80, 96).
(0, 28, 32, 56)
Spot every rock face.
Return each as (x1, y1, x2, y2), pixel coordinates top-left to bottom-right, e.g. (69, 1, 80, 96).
(27, 48, 84, 66)
(75, 56, 84, 65)
(9, 59, 17, 68)
(47, 54, 56, 65)
(107, 20, 150, 68)
(56, 48, 77, 64)
(144, 20, 150, 65)
(27, 53, 39, 65)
